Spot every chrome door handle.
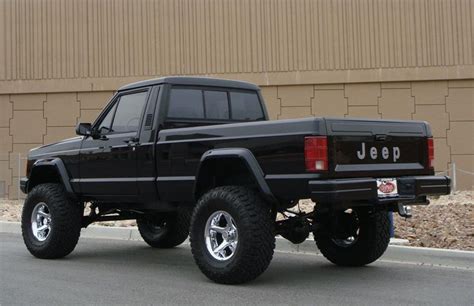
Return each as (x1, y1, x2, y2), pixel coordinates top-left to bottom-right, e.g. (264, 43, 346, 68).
(123, 137, 139, 146)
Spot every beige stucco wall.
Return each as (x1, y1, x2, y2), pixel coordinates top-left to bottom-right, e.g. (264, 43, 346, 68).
(1, 0, 473, 197)
(1, 79, 473, 198)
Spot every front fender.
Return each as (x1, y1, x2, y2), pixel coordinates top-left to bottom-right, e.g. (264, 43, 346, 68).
(28, 158, 76, 198)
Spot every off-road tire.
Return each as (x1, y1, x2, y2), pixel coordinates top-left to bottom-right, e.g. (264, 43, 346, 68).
(137, 210, 191, 248)
(314, 210, 390, 266)
(190, 186, 275, 284)
(21, 183, 82, 259)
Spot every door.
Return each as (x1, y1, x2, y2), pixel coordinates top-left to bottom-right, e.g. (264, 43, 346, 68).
(79, 89, 150, 200)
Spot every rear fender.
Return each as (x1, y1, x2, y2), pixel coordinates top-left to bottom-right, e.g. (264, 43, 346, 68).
(194, 148, 277, 205)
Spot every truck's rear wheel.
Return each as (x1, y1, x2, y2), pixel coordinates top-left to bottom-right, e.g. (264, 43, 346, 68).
(137, 210, 191, 248)
(21, 183, 82, 259)
(314, 209, 390, 266)
(190, 186, 275, 284)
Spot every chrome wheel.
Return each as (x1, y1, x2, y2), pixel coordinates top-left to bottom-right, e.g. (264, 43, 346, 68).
(204, 211, 238, 261)
(147, 220, 167, 236)
(31, 202, 52, 242)
(331, 209, 360, 248)
(332, 235, 358, 247)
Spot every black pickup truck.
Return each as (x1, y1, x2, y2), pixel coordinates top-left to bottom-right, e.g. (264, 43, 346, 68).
(20, 77, 450, 284)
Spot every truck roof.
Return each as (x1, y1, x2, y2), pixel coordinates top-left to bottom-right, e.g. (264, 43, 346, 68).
(118, 76, 260, 91)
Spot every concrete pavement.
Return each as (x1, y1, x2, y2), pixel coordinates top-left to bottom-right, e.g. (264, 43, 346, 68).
(1, 232, 473, 305)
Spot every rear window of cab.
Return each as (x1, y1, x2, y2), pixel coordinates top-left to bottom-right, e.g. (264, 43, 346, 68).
(167, 87, 264, 121)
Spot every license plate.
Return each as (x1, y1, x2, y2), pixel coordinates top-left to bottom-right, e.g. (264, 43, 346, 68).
(376, 178, 398, 198)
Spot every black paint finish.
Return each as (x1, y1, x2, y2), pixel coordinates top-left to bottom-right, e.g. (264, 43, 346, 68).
(23, 77, 448, 211)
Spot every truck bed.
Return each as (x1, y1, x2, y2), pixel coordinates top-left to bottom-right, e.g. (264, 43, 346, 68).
(156, 117, 434, 202)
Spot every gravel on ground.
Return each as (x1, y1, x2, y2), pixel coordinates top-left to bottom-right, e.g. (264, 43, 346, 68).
(393, 192, 473, 251)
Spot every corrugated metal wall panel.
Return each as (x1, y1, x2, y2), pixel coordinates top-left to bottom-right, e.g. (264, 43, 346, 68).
(2, 0, 473, 81)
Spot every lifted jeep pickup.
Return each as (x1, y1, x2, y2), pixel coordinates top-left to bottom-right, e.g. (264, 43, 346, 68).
(20, 77, 450, 284)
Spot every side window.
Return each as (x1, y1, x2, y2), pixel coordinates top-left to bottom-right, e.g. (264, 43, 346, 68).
(204, 91, 229, 120)
(168, 89, 204, 119)
(110, 91, 148, 133)
(97, 103, 117, 134)
(230, 92, 264, 121)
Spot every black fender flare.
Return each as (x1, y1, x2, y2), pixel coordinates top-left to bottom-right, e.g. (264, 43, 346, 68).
(29, 158, 76, 198)
(194, 148, 277, 205)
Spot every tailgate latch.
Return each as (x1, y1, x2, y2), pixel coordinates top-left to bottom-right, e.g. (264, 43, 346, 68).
(375, 134, 388, 141)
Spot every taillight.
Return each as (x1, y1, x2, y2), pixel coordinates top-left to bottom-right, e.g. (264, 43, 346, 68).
(427, 137, 434, 169)
(26, 160, 33, 177)
(305, 136, 328, 172)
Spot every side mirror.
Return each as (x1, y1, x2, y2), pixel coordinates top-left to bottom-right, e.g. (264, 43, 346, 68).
(75, 123, 92, 136)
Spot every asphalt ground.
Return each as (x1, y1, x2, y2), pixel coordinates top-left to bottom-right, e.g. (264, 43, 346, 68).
(1, 233, 473, 305)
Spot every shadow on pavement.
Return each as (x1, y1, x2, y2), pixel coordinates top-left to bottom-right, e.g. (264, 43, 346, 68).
(70, 240, 407, 287)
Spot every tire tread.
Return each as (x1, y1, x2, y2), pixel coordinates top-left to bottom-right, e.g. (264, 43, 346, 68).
(190, 186, 275, 284)
(137, 210, 191, 248)
(21, 183, 82, 259)
(315, 210, 390, 266)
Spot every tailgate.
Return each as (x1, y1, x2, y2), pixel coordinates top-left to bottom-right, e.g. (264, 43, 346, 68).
(324, 118, 432, 178)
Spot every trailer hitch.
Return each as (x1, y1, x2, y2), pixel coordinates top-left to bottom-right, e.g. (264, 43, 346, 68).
(397, 204, 412, 218)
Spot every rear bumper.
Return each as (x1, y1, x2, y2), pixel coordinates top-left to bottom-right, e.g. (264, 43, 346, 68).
(20, 178, 28, 194)
(309, 175, 451, 203)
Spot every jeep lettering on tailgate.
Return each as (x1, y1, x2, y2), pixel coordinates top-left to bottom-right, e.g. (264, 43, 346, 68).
(357, 142, 400, 162)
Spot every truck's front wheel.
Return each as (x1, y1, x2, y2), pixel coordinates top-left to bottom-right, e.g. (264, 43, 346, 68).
(190, 186, 275, 284)
(314, 209, 390, 266)
(21, 183, 82, 259)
